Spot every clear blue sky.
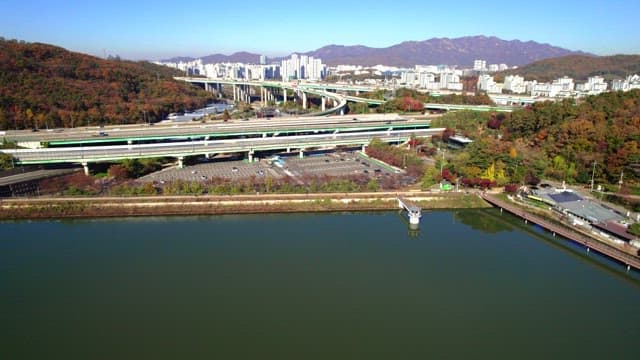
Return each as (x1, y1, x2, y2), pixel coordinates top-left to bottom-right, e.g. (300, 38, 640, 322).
(1, 0, 638, 60)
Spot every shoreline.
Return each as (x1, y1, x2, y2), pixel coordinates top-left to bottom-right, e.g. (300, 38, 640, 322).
(0, 191, 490, 220)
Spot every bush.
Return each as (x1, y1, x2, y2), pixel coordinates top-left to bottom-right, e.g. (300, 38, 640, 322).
(504, 184, 519, 194)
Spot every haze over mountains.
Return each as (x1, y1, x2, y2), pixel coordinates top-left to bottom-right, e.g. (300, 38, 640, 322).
(163, 36, 590, 67)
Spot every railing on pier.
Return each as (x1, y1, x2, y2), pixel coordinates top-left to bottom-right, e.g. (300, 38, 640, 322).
(481, 193, 640, 271)
(397, 196, 422, 225)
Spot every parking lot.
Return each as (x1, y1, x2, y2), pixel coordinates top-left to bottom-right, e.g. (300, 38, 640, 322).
(139, 151, 399, 184)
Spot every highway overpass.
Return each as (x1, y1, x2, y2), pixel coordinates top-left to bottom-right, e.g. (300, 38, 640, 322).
(176, 77, 349, 116)
(2, 114, 431, 148)
(3, 128, 444, 174)
(177, 78, 523, 113)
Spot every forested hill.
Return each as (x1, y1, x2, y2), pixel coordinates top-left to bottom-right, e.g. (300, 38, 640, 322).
(0, 39, 212, 130)
(496, 54, 640, 82)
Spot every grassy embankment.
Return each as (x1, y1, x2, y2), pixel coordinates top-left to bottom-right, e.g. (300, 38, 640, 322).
(0, 192, 489, 220)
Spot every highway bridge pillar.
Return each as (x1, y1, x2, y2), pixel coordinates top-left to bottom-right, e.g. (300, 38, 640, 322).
(361, 144, 367, 152)
(177, 157, 184, 168)
(260, 87, 265, 105)
(299, 149, 304, 159)
(283, 88, 287, 104)
(81, 162, 89, 176)
(248, 151, 254, 163)
(233, 84, 237, 102)
(302, 92, 307, 109)
(321, 97, 326, 111)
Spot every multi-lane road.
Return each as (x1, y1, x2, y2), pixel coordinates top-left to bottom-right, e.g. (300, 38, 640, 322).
(2, 113, 435, 146)
(4, 128, 444, 165)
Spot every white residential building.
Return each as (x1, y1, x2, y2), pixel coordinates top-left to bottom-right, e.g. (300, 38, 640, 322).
(401, 71, 419, 87)
(554, 76, 575, 92)
(415, 65, 439, 74)
(504, 75, 526, 94)
(281, 54, 326, 81)
(477, 74, 502, 93)
(529, 77, 574, 98)
(473, 59, 487, 71)
(419, 73, 438, 89)
(440, 73, 463, 91)
(612, 74, 640, 91)
(576, 76, 608, 95)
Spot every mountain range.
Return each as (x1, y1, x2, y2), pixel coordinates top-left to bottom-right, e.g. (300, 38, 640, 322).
(497, 54, 640, 82)
(163, 36, 589, 67)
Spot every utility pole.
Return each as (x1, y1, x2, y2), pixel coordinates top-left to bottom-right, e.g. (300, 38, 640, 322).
(440, 149, 446, 178)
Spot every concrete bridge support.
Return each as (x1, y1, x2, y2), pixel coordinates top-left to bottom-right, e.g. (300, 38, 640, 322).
(299, 149, 304, 159)
(244, 85, 250, 103)
(283, 88, 287, 105)
(321, 96, 326, 111)
(302, 92, 307, 109)
(248, 150, 254, 163)
(82, 162, 89, 176)
(177, 157, 184, 168)
(232, 84, 238, 102)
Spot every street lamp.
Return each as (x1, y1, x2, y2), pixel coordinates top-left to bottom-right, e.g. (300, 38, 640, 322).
(440, 148, 446, 178)
(591, 161, 597, 192)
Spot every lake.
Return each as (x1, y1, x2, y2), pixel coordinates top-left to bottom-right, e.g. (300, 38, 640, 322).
(1, 209, 639, 359)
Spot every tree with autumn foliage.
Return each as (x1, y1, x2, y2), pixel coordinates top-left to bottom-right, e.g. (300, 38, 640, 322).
(0, 39, 212, 130)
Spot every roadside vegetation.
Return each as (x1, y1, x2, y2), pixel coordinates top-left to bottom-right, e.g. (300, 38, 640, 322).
(364, 89, 640, 196)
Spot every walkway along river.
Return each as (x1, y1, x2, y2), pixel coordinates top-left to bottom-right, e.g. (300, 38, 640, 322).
(481, 193, 640, 271)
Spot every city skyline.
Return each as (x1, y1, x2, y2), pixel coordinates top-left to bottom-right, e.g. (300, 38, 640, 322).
(1, 0, 639, 60)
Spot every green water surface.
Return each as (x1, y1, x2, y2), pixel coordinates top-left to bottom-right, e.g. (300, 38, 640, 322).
(1, 209, 639, 359)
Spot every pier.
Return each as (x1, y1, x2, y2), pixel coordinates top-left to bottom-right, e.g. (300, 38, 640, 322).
(481, 193, 640, 271)
(397, 196, 422, 225)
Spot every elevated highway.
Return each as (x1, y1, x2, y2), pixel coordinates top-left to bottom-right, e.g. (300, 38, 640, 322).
(2, 114, 430, 147)
(424, 103, 515, 112)
(178, 78, 522, 113)
(3, 128, 445, 172)
(176, 77, 349, 115)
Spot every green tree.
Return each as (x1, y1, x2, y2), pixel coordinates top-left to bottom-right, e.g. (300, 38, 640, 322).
(366, 178, 379, 192)
(222, 109, 231, 122)
(0, 153, 14, 169)
(421, 166, 439, 189)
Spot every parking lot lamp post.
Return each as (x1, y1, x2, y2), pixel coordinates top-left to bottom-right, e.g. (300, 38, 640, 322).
(591, 161, 596, 192)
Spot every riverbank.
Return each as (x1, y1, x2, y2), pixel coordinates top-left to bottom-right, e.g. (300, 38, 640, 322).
(0, 191, 489, 220)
